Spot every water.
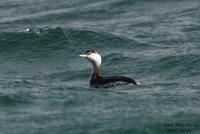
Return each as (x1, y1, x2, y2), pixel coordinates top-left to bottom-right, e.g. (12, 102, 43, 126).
(0, 0, 200, 134)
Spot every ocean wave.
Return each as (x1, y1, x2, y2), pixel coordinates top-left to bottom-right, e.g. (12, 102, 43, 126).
(146, 54, 200, 78)
(0, 27, 141, 55)
(0, 93, 31, 106)
(0, 27, 199, 80)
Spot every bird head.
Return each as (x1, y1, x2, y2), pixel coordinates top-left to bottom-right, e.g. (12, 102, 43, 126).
(79, 49, 101, 66)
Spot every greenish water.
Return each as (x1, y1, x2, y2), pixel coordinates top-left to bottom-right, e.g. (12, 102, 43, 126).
(0, 0, 200, 134)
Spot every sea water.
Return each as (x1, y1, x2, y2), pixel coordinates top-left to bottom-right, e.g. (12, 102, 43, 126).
(0, 0, 200, 134)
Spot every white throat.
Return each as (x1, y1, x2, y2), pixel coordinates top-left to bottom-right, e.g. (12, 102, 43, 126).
(88, 53, 101, 67)
(79, 51, 102, 77)
(87, 53, 101, 77)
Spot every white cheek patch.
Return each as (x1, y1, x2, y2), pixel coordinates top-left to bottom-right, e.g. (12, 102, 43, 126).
(88, 53, 101, 66)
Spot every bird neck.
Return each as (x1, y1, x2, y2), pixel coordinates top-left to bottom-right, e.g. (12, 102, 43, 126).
(91, 62, 101, 78)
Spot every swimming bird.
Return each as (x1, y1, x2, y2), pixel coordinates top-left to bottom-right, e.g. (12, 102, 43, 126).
(79, 49, 138, 88)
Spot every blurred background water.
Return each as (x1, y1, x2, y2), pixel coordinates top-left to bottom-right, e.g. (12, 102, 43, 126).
(0, 0, 200, 134)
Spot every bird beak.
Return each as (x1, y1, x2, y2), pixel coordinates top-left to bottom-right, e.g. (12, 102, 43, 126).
(79, 54, 87, 57)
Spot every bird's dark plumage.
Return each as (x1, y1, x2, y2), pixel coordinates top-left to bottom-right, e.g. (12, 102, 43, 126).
(90, 74, 137, 88)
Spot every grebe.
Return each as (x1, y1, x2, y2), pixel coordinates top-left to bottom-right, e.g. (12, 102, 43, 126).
(79, 49, 138, 88)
